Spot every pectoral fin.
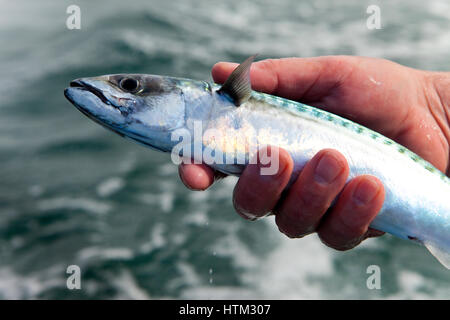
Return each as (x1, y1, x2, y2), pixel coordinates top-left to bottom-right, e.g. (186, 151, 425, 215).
(217, 54, 257, 106)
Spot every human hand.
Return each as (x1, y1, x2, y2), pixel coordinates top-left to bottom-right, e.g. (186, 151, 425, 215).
(179, 56, 450, 250)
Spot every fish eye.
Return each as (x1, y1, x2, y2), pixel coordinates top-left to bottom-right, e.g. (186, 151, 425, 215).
(119, 77, 140, 92)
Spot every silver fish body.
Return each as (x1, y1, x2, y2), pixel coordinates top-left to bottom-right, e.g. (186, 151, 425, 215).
(207, 88, 450, 248)
(64, 69, 450, 268)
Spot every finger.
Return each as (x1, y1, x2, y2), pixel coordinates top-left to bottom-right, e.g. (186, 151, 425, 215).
(275, 149, 349, 238)
(317, 175, 385, 250)
(364, 228, 385, 240)
(178, 163, 215, 191)
(212, 56, 356, 103)
(233, 146, 293, 220)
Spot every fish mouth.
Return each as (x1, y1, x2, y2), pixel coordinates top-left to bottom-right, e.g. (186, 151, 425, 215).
(64, 81, 125, 137)
(68, 79, 111, 105)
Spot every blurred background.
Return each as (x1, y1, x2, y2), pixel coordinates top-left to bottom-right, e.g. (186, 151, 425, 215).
(0, 0, 449, 299)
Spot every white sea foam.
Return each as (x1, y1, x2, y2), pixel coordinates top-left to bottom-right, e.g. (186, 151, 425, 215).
(137, 191, 174, 213)
(386, 270, 450, 299)
(139, 223, 167, 253)
(182, 210, 209, 227)
(37, 197, 111, 215)
(111, 269, 151, 300)
(97, 177, 125, 197)
(248, 230, 335, 299)
(77, 247, 134, 262)
(0, 265, 66, 300)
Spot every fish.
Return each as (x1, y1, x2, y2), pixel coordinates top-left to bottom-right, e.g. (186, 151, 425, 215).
(64, 55, 450, 269)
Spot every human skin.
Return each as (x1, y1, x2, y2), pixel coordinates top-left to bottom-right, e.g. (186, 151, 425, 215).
(178, 56, 450, 250)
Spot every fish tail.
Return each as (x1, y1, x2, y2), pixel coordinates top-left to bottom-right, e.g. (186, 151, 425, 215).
(424, 242, 450, 269)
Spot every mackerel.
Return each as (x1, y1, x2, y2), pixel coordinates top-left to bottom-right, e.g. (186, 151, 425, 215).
(64, 56, 450, 268)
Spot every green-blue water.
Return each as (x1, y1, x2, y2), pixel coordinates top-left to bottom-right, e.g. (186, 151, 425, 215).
(0, 0, 449, 299)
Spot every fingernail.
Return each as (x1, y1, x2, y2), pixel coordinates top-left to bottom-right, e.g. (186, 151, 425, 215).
(314, 153, 342, 184)
(353, 177, 380, 205)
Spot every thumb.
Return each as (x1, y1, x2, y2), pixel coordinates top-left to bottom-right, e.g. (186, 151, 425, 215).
(211, 56, 354, 103)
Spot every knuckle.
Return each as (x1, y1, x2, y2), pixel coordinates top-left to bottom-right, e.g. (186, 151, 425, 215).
(255, 59, 280, 92)
(337, 207, 373, 232)
(258, 58, 279, 71)
(298, 184, 330, 212)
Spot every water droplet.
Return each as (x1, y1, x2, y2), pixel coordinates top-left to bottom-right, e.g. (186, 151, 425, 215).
(209, 268, 213, 285)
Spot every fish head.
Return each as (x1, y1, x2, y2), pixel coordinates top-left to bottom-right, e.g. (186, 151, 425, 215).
(64, 74, 201, 152)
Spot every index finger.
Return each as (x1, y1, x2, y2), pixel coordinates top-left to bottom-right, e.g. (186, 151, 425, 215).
(211, 56, 355, 102)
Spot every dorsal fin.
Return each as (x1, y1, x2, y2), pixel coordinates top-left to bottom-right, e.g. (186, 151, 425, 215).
(217, 54, 257, 106)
